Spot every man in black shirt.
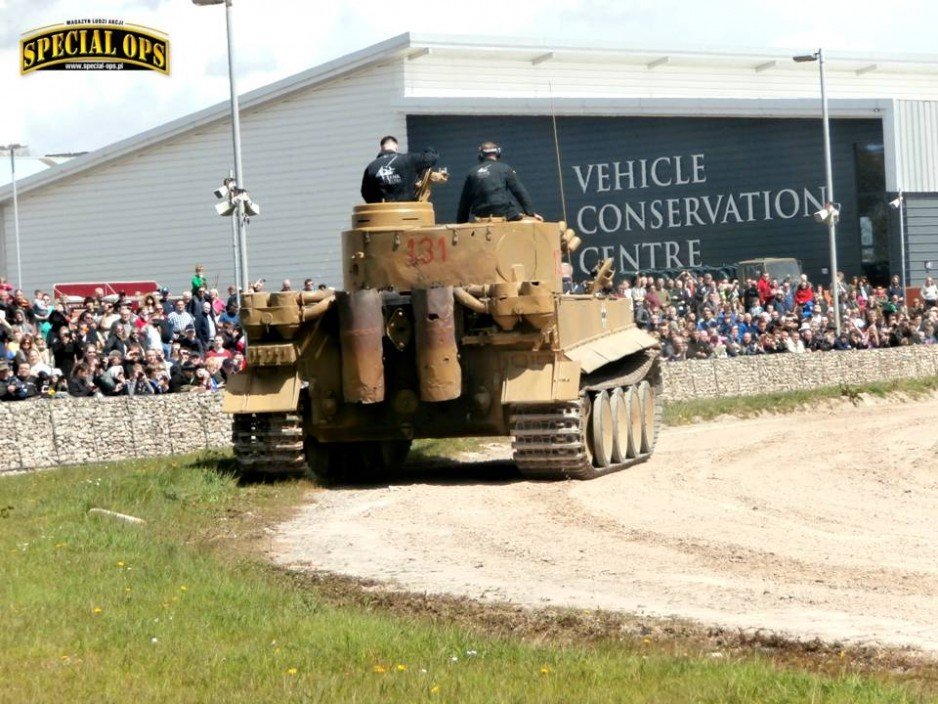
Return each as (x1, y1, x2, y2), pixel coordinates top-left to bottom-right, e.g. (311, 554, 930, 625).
(360, 135, 438, 203)
(456, 142, 542, 223)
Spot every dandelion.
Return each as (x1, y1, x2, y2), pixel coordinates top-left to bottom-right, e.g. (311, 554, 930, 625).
(151, 637, 159, 644)
(92, 607, 103, 615)
(839, 650, 845, 659)
(117, 561, 125, 568)
(642, 637, 651, 645)
(125, 587, 132, 592)
(180, 585, 188, 592)
(396, 664, 407, 672)
(286, 667, 298, 676)
(431, 685, 440, 694)
(55, 542, 67, 549)
(539, 666, 551, 675)
(373, 665, 387, 674)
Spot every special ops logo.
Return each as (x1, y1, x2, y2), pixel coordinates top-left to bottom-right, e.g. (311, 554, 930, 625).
(20, 20, 170, 74)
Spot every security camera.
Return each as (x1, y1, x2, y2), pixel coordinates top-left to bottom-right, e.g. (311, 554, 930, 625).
(889, 196, 903, 209)
(213, 183, 231, 200)
(243, 199, 260, 216)
(813, 204, 840, 224)
(214, 200, 236, 216)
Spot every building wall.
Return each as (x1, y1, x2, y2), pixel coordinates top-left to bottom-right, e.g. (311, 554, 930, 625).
(894, 100, 938, 192)
(0, 60, 406, 293)
(906, 193, 938, 285)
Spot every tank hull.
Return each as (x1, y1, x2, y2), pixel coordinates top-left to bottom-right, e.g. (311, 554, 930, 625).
(224, 203, 661, 481)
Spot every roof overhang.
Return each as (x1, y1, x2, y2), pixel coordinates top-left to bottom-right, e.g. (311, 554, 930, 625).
(394, 97, 893, 119)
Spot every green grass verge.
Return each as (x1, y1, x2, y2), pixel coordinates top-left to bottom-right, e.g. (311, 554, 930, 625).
(1, 455, 933, 703)
(664, 375, 938, 426)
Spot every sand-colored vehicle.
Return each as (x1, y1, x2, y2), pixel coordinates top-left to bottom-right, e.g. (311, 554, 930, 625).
(223, 200, 661, 481)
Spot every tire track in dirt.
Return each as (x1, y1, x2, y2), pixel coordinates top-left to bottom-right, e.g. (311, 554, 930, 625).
(271, 395, 938, 654)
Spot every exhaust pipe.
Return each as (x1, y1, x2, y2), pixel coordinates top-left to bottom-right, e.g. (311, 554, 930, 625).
(337, 289, 385, 404)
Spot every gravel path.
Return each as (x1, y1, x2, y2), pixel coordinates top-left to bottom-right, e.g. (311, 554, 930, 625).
(271, 396, 938, 653)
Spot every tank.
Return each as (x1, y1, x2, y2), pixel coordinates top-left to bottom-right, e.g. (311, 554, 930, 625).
(223, 200, 662, 481)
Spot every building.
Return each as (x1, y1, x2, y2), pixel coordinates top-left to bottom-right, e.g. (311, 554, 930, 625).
(1, 33, 937, 293)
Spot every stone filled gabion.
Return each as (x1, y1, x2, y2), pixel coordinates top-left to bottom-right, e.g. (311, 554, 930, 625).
(1, 345, 937, 473)
(0, 393, 230, 473)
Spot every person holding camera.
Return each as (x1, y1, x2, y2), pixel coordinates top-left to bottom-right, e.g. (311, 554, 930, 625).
(4, 361, 40, 400)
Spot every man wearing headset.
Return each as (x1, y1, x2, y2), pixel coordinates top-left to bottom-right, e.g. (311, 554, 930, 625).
(361, 135, 439, 203)
(456, 141, 543, 224)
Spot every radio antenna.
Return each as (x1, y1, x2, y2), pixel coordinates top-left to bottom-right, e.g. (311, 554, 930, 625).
(549, 81, 568, 225)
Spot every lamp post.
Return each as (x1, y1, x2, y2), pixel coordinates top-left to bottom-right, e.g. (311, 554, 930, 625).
(192, 0, 249, 290)
(889, 191, 907, 295)
(2, 143, 25, 289)
(793, 49, 841, 335)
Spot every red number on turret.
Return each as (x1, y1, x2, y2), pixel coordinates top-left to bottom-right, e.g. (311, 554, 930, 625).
(405, 236, 447, 265)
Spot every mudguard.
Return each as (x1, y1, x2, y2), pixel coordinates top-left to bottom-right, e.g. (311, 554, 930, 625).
(564, 327, 660, 375)
(222, 367, 301, 414)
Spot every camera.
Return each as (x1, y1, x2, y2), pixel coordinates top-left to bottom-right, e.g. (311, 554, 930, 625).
(812, 203, 840, 224)
(214, 200, 236, 216)
(213, 183, 230, 199)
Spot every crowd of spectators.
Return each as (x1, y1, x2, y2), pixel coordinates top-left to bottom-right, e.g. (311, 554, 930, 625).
(605, 269, 938, 361)
(0, 266, 248, 401)
(3, 263, 938, 401)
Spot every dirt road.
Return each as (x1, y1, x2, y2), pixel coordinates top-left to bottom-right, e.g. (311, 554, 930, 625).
(271, 395, 938, 654)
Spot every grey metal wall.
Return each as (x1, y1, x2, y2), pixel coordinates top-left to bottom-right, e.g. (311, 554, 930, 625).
(906, 194, 938, 284)
(895, 101, 938, 192)
(408, 115, 884, 283)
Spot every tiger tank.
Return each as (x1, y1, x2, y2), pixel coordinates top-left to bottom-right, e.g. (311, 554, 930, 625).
(223, 199, 662, 482)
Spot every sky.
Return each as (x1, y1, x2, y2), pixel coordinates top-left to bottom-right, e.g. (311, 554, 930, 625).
(1, 0, 937, 156)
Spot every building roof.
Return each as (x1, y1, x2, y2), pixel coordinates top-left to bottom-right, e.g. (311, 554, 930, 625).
(3, 32, 938, 204)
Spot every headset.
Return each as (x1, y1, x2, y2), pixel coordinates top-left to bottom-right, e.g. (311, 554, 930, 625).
(478, 142, 502, 160)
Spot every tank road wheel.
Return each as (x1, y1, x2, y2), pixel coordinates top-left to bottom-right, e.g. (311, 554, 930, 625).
(509, 361, 663, 480)
(626, 386, 642, 459)
(609, 388, 630, 463)
(232, 413, 307, 478)
(589, 390, 614, 468)
(637, 380, 657, 454)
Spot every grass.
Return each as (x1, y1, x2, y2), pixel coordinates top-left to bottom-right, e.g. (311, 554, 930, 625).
(1, 454, 936, 702)
(664, 374, 938, 426)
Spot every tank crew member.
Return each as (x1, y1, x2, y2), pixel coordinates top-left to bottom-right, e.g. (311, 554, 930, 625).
(456, 141, 543, 224)
(360, 135, 439, 203)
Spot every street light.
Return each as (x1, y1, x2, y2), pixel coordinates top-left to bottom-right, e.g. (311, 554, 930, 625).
(889, 192, 907, 296)
(793, 49, 841, 335)
(1, 143, 25, 289)
(192, 0, 250, 290)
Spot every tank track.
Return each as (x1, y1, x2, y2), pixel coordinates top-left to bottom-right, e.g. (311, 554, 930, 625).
(231, 412, 412, 483)
(232, 412, 307, 476)
(510, 376, 663, 480)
